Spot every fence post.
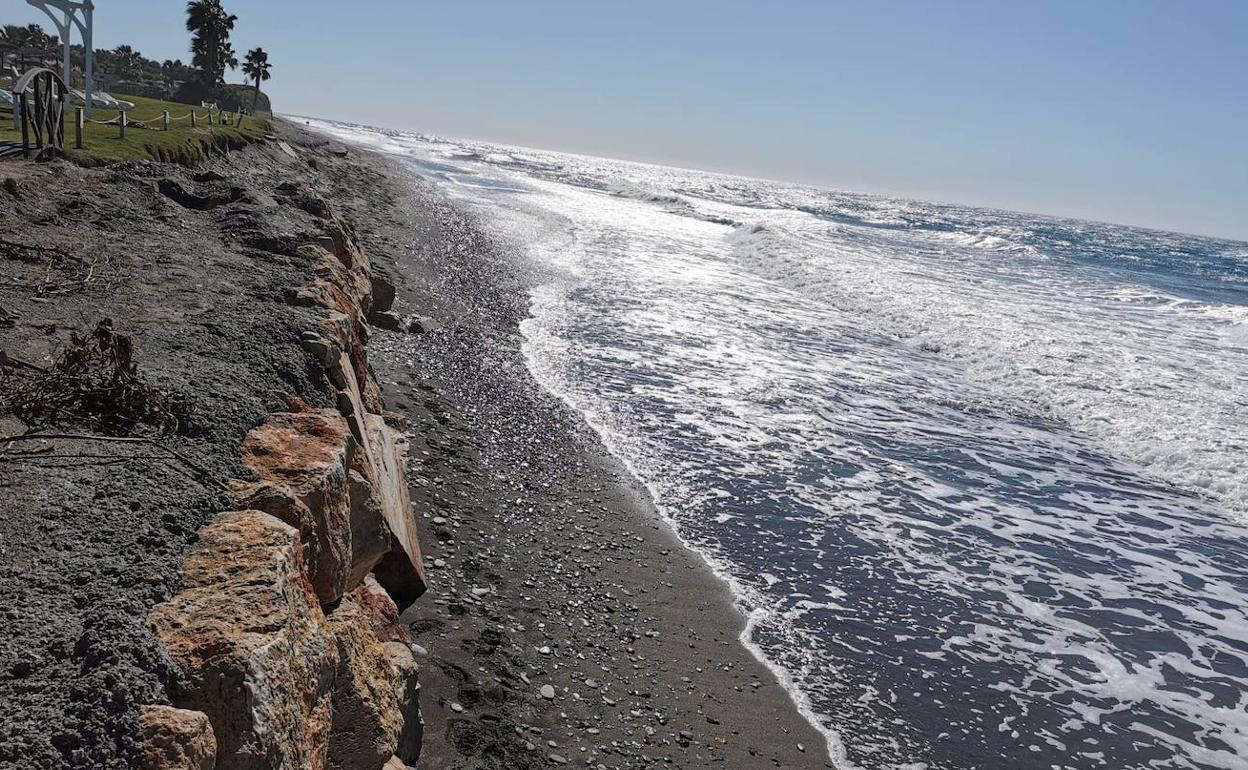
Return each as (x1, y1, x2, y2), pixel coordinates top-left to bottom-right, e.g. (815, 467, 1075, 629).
(19, 98, 29, 156)
(163, 110, 170, 131)
(119, 110, 126, 139)
(75, 106, 84, 149)
(208, 110, 214, 126)
(190, 111, 197, 128)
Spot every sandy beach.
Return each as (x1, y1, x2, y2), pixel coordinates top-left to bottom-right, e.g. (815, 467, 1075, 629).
(0, 119, 828, 769)
(315, 125, 832, 769)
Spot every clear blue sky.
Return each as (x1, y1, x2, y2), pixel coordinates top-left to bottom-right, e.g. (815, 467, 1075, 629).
(8, 0, 1247, 240)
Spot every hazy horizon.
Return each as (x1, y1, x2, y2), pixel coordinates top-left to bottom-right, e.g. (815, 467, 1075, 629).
(296, 112, 1248, 245)
(7, 0, 1246, 240)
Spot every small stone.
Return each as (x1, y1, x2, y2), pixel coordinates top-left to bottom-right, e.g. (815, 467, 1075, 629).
(431, 559, 447, 569)
(406, 315, 440, 334)
(449, 702, 464, 713)
(431, 516, 448, 525)
(538, 645, 553, 655)
(797, 742, 806, 752)
(540, 685, 556, 700)
(549, 754, 568, 765)
(409, 643, 428, 657)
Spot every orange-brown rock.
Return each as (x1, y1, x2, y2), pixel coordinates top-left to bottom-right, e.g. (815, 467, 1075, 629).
(139, 706, 216, 770)
(148, 511, 337, 770)
(358, 575, 409, 643)
(241, 409, 354, 604)
(326, 589, 405, 770)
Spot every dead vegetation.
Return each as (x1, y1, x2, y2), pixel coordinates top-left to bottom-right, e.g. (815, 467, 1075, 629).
(0, 237, 113, 298)
(0, 320, 197, 437)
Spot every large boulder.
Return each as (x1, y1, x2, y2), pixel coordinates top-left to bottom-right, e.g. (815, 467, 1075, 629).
(241, 410, 354, 604)
(139, 706, 216, 770)
(383, 642, 421, 765)
(346, 470, 394, 588)
(148, 511, 338, 770)
(326, 589, 405, 770)
(362, 413, 427, 609)
(369, 274, 396, 313)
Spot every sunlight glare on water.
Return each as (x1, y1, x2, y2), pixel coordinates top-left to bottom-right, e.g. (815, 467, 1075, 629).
(307, 118, 1248, 770)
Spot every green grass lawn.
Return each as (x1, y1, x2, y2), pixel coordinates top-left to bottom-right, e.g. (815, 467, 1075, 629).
(0, 92, 270, 164)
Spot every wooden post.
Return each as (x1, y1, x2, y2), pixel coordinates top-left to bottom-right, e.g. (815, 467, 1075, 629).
(119, 110, 126, 139)
(163, 110, 170, 131)
(190, 111, 197, 128)
(75, 106, 84, 149)
(208, 110, 214, 126)
(19, 97, 29, 157)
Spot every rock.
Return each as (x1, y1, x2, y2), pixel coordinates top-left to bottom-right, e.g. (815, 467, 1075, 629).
(139, 706, 216, 770)
(405, 315, 440, 334)
(540, 685, 556, 700)
(367, 310, 404, 332)
(357, 575, 408, 643)
(382, 641, 422, 765)
(328, 144, 350, 157)
(326, 590, 404, 770)
(240, 410, 355, 604)
(301, 336, 337, 369)
(382, 758, 414, 770)
(148, 511, 337, 770)
(364, 413, 428, 609)
(370, 275, 396, 313)
(346, 470, 393, 588)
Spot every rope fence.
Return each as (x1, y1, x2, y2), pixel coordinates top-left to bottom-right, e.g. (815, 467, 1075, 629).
(70, 104, 247, 148)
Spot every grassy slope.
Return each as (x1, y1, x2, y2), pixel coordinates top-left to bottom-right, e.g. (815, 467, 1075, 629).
(0, 92, 270, 164)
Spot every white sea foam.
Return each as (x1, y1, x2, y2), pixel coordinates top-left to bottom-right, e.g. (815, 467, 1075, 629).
(304, 117, 1248, 770)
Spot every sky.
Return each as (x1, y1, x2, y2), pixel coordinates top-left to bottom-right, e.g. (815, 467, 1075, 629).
(7, 0, 1247, 240)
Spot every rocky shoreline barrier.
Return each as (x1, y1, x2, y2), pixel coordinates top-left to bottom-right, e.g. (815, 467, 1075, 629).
(0, 119, 829, 769)
(143, 164, 427, 769)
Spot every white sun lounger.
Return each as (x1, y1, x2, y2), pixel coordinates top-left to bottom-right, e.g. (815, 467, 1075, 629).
(68, 88, 135, 111)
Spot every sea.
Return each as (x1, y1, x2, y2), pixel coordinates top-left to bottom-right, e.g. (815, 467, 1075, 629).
(305, 118, 1248, 770)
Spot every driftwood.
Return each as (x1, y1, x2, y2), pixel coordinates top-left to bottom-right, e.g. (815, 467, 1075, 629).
(0, 320, 196, 437)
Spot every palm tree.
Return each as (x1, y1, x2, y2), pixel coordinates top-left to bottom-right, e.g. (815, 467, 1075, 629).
(185, 0, 238, 85)
(242, 47, 271, 114)
(112, 45, 141, 79)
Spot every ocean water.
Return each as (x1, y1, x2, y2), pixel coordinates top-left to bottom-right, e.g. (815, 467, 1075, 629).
(306, 119, 1248, 770)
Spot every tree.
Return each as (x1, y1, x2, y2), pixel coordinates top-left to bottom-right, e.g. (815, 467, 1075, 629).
(112, 44, 142, 78)
(2, 23, 58, 52)
(185, 0, 238, 85)
(241, 47, 271, 114)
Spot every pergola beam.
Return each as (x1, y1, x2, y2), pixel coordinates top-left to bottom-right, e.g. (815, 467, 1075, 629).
(24, 0, 94, 116)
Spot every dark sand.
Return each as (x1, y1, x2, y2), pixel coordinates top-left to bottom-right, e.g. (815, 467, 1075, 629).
(0, 120, 830, 769)
(0, 134, 338, 767)
(313, 125, 832, 769)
